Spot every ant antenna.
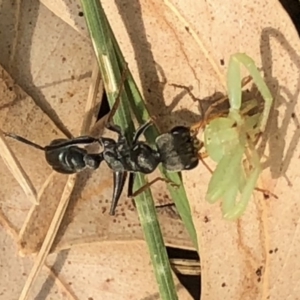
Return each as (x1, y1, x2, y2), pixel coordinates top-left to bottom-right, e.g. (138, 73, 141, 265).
(3, 132, 45, 151)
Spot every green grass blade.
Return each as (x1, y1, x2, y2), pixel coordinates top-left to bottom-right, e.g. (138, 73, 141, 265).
(107, 15, 198, 250)
(80, 0, 131, 129)
(134, 174, 179, 299)
(80, 1, 180, 299)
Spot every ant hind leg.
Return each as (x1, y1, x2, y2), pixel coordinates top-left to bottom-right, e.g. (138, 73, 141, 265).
(254, 187, 278, 199)
(128, 176, 179, 198)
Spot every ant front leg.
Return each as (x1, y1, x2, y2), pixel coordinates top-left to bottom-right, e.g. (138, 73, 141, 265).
(106, 64, 129, 125)
(105, 123, 123, 137)
(106, 117, 154, 144)
(106, 117, 155, 144)
(104, 123, 129, 147)
(132, 120, 154, 144)
(170, 83, 205, 123)
(104, 65, 130, 141)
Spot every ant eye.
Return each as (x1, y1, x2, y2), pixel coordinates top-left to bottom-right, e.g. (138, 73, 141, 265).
(184, 159, 199, 170)
(194, 139, 201, 150)
(190, 128, 197, 136)
(170, 126, 190, 137)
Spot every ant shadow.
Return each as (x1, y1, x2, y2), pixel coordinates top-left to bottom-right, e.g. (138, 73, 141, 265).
(259, 27, 300, 185)
(114, 0, 300, 188)
(113, 0, 203, 131)
(145, 63, 203, 128)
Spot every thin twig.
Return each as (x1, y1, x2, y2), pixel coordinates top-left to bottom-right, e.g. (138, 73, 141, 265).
(0, 208, 19, 240)
(19, 46, 102, 300)
(18, 175, 77, 300)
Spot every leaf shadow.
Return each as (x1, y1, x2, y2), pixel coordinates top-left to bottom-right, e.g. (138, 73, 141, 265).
(0, 1, 92, 139)
(259, 27, 300, 185)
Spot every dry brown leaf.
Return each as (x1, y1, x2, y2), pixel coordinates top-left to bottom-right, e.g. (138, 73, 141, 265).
(0, 3, 194, 298)
(0, 230, 35, 300)
(18, 172, 69, 256)
(0, 1, 93, 136)
(0, 212, 75, 300)
(41, 0, 300, 299)
(0, 65, 66, 230)
(46, 243, 193, 300)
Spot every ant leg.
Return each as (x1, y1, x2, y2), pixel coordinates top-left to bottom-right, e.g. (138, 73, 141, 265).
(109, 171, 128, 215)
(169, 84, 200, 102)
(106, 64, 129, 125)
(241, 75, 252, 87)
(169, 84, 205, 134)
(198, 152, 213, 174)
(129, 177, 179, 198)
(132, 120, 154, 143)
(104, 65, 129, 141)
(127, 172, 135, 198)
(106, 117, 154, 144)
(190, 110, 226, 135)
(105, 123, 123, 136)
(190, 76, 253, 133)
(170, 84, 229, 134)
(127, 173, 138, 209)
(254, 187, 278, 199)
(170, 83, 204, 117)
(243, 142, 278, 200)
(199, 151, 209, 159)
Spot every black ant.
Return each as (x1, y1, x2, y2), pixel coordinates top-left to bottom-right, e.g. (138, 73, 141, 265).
(3, 69, 200, 215)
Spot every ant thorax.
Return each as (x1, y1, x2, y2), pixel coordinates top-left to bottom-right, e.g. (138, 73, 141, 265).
(101, 136, 160, 174)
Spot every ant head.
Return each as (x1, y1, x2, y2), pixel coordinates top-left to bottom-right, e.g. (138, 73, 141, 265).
(156, 126, 199, 172)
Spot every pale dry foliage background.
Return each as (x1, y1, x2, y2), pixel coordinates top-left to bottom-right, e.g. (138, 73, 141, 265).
(0, 0, 299, 299)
